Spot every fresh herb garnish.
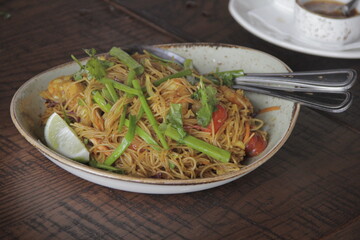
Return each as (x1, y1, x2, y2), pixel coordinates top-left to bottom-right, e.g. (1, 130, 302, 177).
(205, 70, 244, 87)
(183, 59, 197, 85)
(84, 49, 107, 80)
(166, 104, 187, 140)
(193, 78, 218, 127)
(71, 48, 115, 81)
(71, 54, 85, 80)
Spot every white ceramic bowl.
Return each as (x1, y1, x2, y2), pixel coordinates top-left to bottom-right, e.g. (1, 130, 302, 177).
(294, 0, 360, 47)
(10, 43, 300, 194)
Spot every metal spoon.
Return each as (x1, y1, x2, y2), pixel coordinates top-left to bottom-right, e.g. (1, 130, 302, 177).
(340, 0, 359, 16)
(233, 69, 357, 92)
(126, 45, 356, 113)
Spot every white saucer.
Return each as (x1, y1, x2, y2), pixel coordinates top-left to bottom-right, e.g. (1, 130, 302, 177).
(228, 0, 360, 59)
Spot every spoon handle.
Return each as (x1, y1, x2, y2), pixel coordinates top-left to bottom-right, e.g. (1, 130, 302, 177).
(235, 69, 357, 92)
(233, 85, 353, 113)
(127, 46, 356, 112)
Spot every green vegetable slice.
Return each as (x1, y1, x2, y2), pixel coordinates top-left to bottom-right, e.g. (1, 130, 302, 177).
(118, 69, 136, 132)
(104, 115, 137, 166)
(124, 119, 161, 151)
(132, 79, 169, 149)
(110, 47, 144, 75)
(92, 91, 112, 113)
(89, 159, 124, 173)
(105, 83, 119, 103)
(100, 77, 141, 96)
(164, 126, 230, 163)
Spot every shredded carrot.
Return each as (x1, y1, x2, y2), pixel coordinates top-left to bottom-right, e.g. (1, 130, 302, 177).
(243, 122, 250, 142)
(258, 106, 281, 114)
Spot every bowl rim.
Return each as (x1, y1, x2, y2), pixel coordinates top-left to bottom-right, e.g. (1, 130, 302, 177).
(10, 42, 300, 186)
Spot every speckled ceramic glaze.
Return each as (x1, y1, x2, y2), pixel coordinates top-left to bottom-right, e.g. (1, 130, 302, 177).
(11, 43, 300, 194)
(294, 0, 360, 46)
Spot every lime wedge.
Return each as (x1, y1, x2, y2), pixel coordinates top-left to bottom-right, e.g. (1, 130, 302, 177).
(44, 112, 89, 162)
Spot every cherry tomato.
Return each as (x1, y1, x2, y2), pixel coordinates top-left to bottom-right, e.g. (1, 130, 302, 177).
(245, 132, 267, 157)
(202, 105, 227, 133)
(187, 105, 227, 133)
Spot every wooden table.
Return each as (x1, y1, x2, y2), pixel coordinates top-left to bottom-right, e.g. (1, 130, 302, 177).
(1, 0, 359, 239)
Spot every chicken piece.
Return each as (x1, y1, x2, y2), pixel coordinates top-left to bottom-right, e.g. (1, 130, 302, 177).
(46, 78, 68, 101)
(42, 76, 91, 125)
(64, 81, 85, 108)
(44, 76, 85, 108)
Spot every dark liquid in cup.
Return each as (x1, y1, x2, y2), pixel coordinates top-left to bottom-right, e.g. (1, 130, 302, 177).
(302, 0, 359, 18)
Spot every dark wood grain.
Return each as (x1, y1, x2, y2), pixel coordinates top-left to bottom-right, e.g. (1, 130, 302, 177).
(1, 0, 360, 239)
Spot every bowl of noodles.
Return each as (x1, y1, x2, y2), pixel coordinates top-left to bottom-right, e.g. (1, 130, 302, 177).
(11, 43, 300, 194)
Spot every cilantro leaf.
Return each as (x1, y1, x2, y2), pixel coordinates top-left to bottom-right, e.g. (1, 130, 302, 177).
(194, 79, 218, 127)
(84, 48, 115, 68)
(73, 71, 84, 81)
(71, 48, 114, 81)
(84, 48, 97, 57)
(85, 57, 107, 80)
(167, 104, 187, 139)
(183, 59, 197, 85)
(71, 54, 86, 81)
(100, 59, 115, 69)
(205, 70, 244, 87)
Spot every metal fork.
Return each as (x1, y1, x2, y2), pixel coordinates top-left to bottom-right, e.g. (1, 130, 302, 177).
(127, 45, 357, 113)
(233, 69, 356, 113)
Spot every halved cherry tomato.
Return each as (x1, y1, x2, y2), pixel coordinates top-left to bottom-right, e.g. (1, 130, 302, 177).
(206, 105, 227, 133)
(245, 132, 267, 157)
(186, 105, 227, 133)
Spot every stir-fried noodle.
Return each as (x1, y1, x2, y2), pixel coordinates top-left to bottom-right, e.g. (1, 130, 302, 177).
(41, 49, 268, 179)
